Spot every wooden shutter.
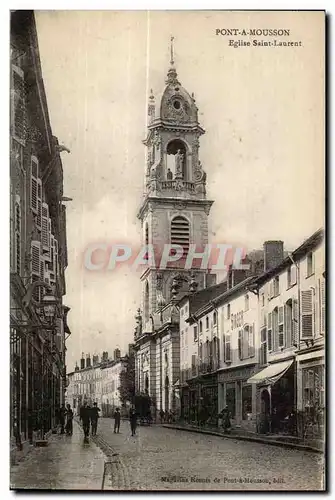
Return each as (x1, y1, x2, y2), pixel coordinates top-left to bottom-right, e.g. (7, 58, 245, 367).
(11, 65, 26, 144)
(14, 198, 21, 276)
(42, 202, 49, 253)
(301, 290, 313, 339)
(267, 312, 273, 351)
(238, 330, 243, 359)
(248, 324, 255, 357)
(278, 306, 285, 347)
(285, 302, 292, 347)
(36, 179, 42, 230)
(320, 280, 325, 336)
(243, 326, 249, 359)
(225, 334, 231, 362)
(292, 299, 298, 346)
(31, 240, 41, 279)
(30, 157, 38, 213)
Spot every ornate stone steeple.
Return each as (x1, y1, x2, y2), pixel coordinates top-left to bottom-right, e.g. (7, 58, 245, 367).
(138, 39, 214, 332)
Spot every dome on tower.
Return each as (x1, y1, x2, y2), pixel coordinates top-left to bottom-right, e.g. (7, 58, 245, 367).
(153, 62, 198, 125)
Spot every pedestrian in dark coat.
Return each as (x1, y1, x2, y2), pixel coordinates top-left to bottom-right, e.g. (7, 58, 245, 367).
(65, 404, 73, 435)
(90, 402, 101, 436)
(80, 402, 91, 441)
(114, 408, 121, 433)
(59, 404, 66, 434)
(159, 409, 165, 424)
(129, 407, 137, 436)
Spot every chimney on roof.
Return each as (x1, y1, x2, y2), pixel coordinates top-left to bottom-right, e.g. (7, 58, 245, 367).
(114, 348, 121, 360)
(80, 353, 85, 370)
(102, 351, 108, 362)
(92, 355, 99, 366)
(263, 241, 284, 272)
(86, 354, 91, 368)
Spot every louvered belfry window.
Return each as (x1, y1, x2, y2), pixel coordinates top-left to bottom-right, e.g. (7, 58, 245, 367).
(170, 216, 190, 257)
(31, 156, 38, 213)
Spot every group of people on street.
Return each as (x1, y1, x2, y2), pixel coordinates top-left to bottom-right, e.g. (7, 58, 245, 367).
(80, 401, 101, 442)
(113, 406, 138, 436)
(159, 409, 175, 424)
(55, 404, 74, 436)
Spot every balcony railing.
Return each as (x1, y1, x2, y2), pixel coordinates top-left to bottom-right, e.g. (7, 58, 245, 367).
(160, 180, 196, 193)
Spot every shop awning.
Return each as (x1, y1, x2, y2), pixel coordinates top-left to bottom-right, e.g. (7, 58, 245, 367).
(247, 359, 293, 385)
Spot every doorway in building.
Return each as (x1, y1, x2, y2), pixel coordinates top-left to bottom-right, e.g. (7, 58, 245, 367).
(271, 365, 295, 434)
(260, 389, 270, 434)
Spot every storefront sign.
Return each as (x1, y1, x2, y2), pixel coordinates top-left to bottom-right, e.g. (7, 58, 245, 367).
(218, 365, 257, 383)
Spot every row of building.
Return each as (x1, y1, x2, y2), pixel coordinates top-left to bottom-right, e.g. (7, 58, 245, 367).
(10, 11, 71, 458)
(132, 50, 325, 438)
(66, 349, 130, 416)
(135, 230, 325, 436)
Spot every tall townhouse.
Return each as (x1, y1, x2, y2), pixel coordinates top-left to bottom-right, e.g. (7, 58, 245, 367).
(247, 229, 325, 437)
(101, 355, 126, 416)
(10, 11, 70, 455)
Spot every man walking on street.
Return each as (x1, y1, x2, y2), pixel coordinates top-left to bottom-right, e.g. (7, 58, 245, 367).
(59, 404, 66, 434)
(80, 401, 91, 443)
(90, 402, 101, 436)
(129, 406, 137, 436)
(65, 404, 73, 436)
(114, 407, 121, 433)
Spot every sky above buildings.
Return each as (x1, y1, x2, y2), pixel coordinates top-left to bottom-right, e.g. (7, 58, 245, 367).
(35, 11, 324, 371)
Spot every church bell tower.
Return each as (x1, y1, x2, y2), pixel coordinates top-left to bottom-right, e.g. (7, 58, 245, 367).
(138, 38, 214, 332)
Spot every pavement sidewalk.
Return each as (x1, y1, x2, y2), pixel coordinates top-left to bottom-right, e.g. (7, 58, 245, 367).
(162, 423, 324, 453)
(10, 420, 106, 490)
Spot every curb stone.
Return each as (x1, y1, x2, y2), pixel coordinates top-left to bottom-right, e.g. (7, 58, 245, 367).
(162, 425, 324, 454)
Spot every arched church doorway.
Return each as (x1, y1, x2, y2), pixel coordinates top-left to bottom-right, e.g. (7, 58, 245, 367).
(166, 140, 187, 180)
(165, 376, 170, 412)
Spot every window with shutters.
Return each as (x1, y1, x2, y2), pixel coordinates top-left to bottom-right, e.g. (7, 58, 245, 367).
(287, 266, 291, 288)
(227, 304, 231, 319)
(170, 216, 190, 257)
(273, 276, 280, 297)
(31, 240, 41, 299)
(14, 198, 21, 276)
(272, 307, 279, 351)
(260, 325, 267, 365)
(193, 325, 198, 342)
(278, 306, 285, 348)
(307, 252, 314, 277)
(225, 334, 231, 362)
(301, 289, 315, 340)
(292, 298, 298, 346)
(320, 280, 325, 336)
(199, 320, 203, 333)
(213, 311, 217, 325)
(267, 312, 273, 352)
(301, 289, 314, 339)
(11, 65, 26, 144)
(30, 156, 38, 214)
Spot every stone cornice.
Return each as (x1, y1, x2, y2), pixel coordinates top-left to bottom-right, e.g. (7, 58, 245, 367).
(137, 195, 214, 221)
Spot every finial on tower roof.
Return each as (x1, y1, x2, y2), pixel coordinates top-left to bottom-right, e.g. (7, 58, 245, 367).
(170, 35, 175, 66)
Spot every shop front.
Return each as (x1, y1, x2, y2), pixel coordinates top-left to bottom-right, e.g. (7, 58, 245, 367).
(247, 358, 296, 435)
(218, 364, 258, 432)
(181, 374, 218, 426)
(297, 350, 325, 440)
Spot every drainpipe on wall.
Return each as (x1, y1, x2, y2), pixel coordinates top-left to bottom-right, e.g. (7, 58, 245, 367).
(288, 253, 300, 431)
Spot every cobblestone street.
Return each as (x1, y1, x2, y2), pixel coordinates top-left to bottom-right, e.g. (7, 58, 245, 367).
(97, 418, 324, 491)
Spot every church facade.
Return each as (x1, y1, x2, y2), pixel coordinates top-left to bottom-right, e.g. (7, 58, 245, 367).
(133, 47, 215, 415)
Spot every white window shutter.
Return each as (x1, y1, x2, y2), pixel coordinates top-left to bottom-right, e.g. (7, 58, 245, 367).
(42, 202, 49, 252)
(320, 280, 325, 336)
(36, 179, 42, 230)
(30, 156, 38, 213)
(267, 312, 272, 351)
(285, 302, 292, 347)
(292, 299, 298, 346)
(31, 240, 41, 278)
(301, 290, 313, 339)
